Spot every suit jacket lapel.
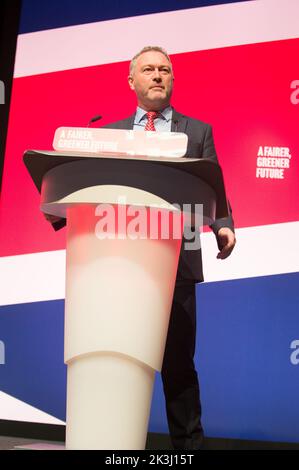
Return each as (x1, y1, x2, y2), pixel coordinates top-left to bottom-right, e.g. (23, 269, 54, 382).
(171, 109, 188, 133)
(123, 114, 135, 130)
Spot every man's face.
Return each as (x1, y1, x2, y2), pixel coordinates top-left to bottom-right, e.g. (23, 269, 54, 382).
(128, 51, 174, 111)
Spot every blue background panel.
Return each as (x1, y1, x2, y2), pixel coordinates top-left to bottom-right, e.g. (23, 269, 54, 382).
(1, 273, 299, 442)
(0, 300, 66, 421)
(196, 272, 299, 443)
(19, 0, 249, 33)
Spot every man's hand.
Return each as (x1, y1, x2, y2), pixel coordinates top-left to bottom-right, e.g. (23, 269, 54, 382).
(216, 227, 236, 259)
(44, 213, 62, 224)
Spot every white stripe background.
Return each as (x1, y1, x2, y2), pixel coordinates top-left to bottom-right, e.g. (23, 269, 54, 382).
(14, 0, 299, 78)
(0, 391, 65, 424)
(1, 222, 299, 306)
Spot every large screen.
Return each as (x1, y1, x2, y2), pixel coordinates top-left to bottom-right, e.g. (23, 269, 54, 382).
(0, 0, 299, 442)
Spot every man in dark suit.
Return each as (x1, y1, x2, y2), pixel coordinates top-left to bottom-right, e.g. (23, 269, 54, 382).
(103, 46, 236, 449)
(46, 45, 236, 449)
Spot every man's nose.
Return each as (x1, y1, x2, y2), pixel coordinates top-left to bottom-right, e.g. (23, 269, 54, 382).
(152, 69, 162, 81)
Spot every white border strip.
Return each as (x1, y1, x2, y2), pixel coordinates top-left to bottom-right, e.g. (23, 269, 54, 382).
(14, 0, 299, 77)
(0, 221, 299, 306)
(0, 391, 65, 424)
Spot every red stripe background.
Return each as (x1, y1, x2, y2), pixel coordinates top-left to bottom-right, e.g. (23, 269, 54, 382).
(1, 38, 298, 256)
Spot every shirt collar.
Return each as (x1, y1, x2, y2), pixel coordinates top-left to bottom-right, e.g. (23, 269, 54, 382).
(135, 105, 173, 123)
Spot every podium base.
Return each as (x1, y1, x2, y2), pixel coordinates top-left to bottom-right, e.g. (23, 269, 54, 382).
(65, 353, 155, 450)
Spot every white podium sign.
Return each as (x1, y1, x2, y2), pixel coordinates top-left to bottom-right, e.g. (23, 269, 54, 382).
(53, 127, 188, 158)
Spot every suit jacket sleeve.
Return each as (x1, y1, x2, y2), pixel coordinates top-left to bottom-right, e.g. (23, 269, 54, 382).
(202, 125, 235, 237)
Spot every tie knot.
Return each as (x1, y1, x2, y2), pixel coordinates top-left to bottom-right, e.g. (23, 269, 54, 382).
(145, 111, 159, 131)
(146, 111, 159, 120)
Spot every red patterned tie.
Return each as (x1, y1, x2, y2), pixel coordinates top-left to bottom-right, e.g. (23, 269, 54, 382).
(144, 111, 158, 131)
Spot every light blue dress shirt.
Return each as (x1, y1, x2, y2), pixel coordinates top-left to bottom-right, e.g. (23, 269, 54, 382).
(133, 106, 173, 132)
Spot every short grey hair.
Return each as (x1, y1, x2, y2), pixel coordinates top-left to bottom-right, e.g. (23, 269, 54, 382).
(129, 46, 173, 75)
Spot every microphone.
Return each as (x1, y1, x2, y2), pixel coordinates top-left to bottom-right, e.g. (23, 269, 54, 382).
(87, 114, 102, 127)
(173, 119, 179, 132)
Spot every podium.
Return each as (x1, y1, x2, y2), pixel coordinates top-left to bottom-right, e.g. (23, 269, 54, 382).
(24, 148, 228, 449)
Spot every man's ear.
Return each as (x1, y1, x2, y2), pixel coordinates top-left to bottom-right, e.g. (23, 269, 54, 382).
(128, 75, 135, 91)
